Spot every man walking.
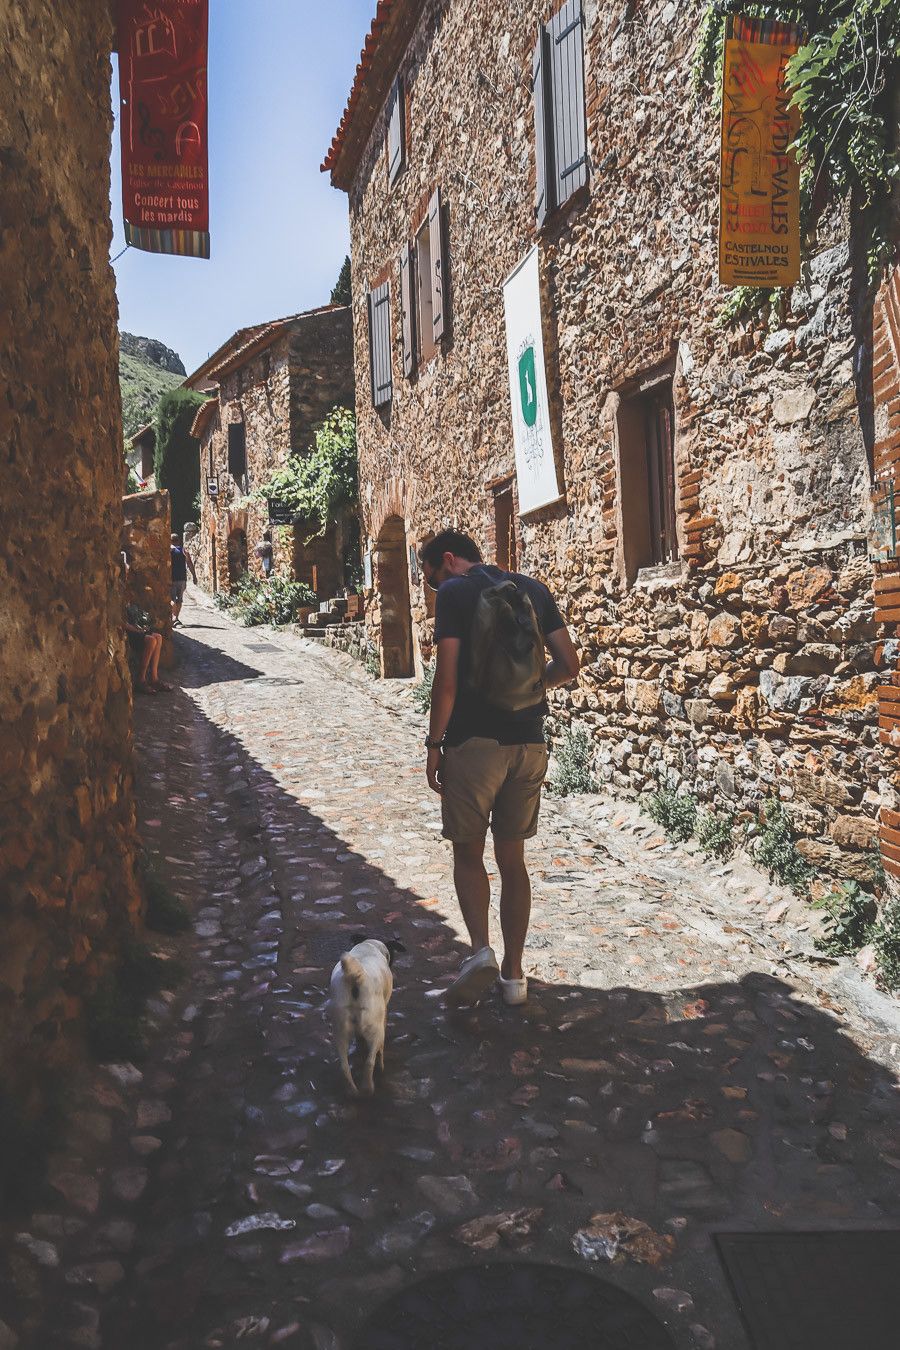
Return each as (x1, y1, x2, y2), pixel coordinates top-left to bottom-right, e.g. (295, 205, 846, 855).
(170, 533, 197, 626)
(420, 529, 579, 1007)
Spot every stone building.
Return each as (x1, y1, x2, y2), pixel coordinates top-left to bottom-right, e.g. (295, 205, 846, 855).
(1, 1, 140, 1115)
(127, 423, 156, 488)
(185, 307, 356, 599)
(324, 0, 900, 884)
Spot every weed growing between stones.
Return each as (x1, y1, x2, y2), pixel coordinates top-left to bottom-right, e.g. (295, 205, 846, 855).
(140, 854, 191, 935)
(412, 661, 434, 714)
(753, 797, 812, 894)
(364, 649, 381, 679)
(214, 575, 316, 627)
(85, 940, 176, 1061)
(813, 881, 878, 956)
(646, 788, 698, 843)
(697, 808, 736, 859)
(549, 725, 598, 796)
(872, 897, 900, 993)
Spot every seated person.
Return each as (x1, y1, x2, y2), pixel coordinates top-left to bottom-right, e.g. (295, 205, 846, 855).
(125, 602, 171, 694)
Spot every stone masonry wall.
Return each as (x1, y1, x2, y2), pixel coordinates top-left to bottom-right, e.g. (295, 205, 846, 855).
(195, 309, 355, 600)
(0, 1, 140, 1107)
(123, 489, 174, 669)
(344, 0, 887, 882)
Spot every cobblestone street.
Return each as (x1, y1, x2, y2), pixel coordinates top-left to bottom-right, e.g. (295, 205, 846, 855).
(6, 592, 900, 1350)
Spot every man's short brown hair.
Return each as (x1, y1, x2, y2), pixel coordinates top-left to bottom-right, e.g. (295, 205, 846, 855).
(419, 530, 482, 568)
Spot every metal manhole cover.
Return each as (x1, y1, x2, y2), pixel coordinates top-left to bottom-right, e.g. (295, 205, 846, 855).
(716, 1231, 900, 1350)
(353, 1262, 676, 1350)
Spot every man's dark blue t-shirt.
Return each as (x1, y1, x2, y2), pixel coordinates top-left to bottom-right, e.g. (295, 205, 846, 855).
(171, 545, 188, 582)
(434, 564, 565, 747)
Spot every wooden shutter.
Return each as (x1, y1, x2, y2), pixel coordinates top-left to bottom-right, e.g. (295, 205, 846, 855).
(227, 422, 246, 478)
(399, 242, 416, 377)
(387, 76, 405, 185)
(428, 187, 445, 344)
(367, 282, 393, 407)
(532, 26, 553, 227)
(549, 0, 587, 208)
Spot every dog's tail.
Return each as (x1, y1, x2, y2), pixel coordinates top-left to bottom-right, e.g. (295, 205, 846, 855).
(340, 953, 365, 1000)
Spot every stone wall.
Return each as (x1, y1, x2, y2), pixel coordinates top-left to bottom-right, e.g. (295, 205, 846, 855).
(123, 490, 174, 668)
(340, 0, 889, 882)
(0, 1, 140, 1108)
(194, 309, 356, 601)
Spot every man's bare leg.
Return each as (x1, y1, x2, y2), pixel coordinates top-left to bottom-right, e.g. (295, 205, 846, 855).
(452, 839, 491, 952)
(494, 837, 531, 980)
(148, 634, 163, 683)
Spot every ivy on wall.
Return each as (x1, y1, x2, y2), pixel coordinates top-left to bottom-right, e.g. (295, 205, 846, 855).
(694, 1, 900, 292)
(254, 406, 358, 541)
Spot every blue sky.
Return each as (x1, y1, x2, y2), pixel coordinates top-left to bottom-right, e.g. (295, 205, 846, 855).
(111, 0, 375, 374)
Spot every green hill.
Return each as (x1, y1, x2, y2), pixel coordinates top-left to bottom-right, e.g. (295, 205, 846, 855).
(119, 339, 185, 440)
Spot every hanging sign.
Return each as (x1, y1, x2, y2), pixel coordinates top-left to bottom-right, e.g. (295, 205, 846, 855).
(719, 15, 802, 288)
(117, 0, 210, 258)
(503, 247, 562, 516)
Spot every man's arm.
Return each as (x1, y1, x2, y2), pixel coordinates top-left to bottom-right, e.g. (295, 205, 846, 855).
(426, 637, 460, 794)
(544, 627, 580, 688)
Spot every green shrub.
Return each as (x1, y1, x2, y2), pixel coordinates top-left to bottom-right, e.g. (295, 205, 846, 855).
(254, 407, 358, 540)
(153, 386, 206, 535)
(550, 725, 598, 796)
(412, 661, 435, 714)
(697, 808, 736, 859)
(646, 787, 698, 842)
(140, 855, 191, 935)
(872, 896, 900, 993)
(813, 881, 878, 956)
(364, 650, 381, 679)
(754, 797, 812, 894)
(215, 574, 316, 627)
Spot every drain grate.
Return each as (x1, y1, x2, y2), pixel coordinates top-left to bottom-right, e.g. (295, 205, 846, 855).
(353, 1262, 675, 1350)
(716, 1231, 900, 1350)
(244, 642, 281, 653)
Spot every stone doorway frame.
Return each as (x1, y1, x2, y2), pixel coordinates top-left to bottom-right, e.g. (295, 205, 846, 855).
(374, 513, 414, 678)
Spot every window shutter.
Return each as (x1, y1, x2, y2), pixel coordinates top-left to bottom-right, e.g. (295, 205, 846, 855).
(428, 187, 446, 344)
(549, 0, 587, 207)
(387, 76, 405, 185)
(367, 282, 393, 407)
(227, 422, 246, 478)
(399, 242, 415, 377)
(532, 26, 553, 227)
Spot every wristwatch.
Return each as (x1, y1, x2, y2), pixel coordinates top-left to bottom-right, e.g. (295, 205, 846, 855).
(424, 734, 445, 750)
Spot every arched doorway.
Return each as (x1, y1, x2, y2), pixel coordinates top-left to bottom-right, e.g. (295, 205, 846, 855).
(375, 515, 413, 677)
(227, 528, 248, 587)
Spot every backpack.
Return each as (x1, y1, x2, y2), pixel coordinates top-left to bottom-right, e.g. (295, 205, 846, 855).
(466, 567, 546, 712)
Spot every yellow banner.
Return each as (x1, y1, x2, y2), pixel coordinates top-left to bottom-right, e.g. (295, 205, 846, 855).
(719, 29, 801, 287)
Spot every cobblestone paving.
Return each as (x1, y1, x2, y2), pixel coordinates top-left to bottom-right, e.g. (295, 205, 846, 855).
(4, 592, 900, 1350)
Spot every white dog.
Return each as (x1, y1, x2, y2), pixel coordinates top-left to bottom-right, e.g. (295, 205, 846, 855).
(328, 936, 404, 1096)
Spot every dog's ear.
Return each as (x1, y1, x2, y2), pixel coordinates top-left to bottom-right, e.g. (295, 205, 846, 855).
(350, 932, 367, 947)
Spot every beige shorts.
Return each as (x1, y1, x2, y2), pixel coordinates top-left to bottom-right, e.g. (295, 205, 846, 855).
(441, 737, 549, 842)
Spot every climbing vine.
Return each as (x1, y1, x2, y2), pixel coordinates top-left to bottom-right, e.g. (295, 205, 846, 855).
(254, 406, 358, 541)
(694, 1, 900, 288)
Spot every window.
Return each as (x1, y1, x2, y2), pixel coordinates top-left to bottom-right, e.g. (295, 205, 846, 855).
(228, 422, 247, 483)
(386, 76, 405, 186)
(399, 188, 447, 376)
(493, 481, 517, 572)
(367, 281, 393, 407)
(533, 0, 588, 227)
(616, 376, 677, 582)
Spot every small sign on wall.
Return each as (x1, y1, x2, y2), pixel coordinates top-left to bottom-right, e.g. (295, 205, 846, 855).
(267, 500, 295, 525)
(207, 475, 219, 498)
(363, 550, 373, 589)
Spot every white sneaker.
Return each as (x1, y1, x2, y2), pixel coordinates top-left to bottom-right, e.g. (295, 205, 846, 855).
(445, 946, 500, 1006)
(499, 974, 528, 1006)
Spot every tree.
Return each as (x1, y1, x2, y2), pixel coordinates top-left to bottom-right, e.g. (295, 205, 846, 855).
(153, 387, 205, 534)
(330, 255, 352, 307)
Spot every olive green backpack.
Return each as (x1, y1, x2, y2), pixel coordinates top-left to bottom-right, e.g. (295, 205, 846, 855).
(467, 568, 546, 712)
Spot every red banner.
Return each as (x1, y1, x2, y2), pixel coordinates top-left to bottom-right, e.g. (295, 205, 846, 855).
(117, 1, 210, 258)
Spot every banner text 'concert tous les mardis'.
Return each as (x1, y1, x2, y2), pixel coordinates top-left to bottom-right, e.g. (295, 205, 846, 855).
(117, 0, 210, 258)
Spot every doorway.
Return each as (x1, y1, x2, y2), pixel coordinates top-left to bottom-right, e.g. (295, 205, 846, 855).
(375, 515, 414, 677)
